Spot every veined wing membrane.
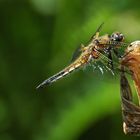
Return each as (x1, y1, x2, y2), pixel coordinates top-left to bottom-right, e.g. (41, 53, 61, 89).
(88, 22, 104, 42)
(71, 23, 104, 62)
(71, 44, 85, 62)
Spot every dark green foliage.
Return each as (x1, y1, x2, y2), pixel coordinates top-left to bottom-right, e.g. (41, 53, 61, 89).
(0, 0, 140, 140)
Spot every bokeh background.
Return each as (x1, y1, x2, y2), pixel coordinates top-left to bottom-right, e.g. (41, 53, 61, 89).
(0, 0, 140, 140)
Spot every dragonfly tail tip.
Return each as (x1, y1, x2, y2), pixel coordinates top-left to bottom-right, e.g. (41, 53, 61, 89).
(36, 80, 51, 89)
(36, 84, 42, 90)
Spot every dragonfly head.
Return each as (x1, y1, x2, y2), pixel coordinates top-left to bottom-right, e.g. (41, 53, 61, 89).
(111, 32, 124, 42)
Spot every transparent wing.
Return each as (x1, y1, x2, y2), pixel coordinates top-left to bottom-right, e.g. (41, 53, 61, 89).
(87, 22, 104, 43)
(71, 22, 104, 62)
(71, 44, 85, 62)
(90, 49, 120, 75)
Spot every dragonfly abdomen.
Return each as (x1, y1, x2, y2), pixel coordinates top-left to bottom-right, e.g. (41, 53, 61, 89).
(36, 61, 84, 89)
(36, 70, 67, 89)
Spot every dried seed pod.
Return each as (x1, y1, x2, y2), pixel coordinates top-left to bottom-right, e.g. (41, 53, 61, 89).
(120, 41, 140, 135)
(120, 69, 140, 135)
(121, 41, 140, 101)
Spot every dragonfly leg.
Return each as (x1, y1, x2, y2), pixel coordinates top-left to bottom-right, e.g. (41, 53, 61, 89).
(113, 48, 123, 59)
(80, 44, 88, 52)
(107, 50, 114, 70)
(104, 47, 114, 70)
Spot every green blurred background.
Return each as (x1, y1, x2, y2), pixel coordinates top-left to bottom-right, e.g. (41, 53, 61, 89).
(0, 0, 140, 140)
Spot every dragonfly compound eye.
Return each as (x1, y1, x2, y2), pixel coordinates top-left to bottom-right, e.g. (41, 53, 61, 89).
(111, 33, 124, 42)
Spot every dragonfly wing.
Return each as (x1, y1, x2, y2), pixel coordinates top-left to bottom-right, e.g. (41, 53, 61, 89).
(71, 23, 104, 62)
(87, 22, 104, 43)
(92, 48, 117, 75)
(71, 44, 85, 62)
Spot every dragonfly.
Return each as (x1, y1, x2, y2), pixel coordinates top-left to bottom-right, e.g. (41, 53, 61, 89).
(36, 23, 127, 89)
